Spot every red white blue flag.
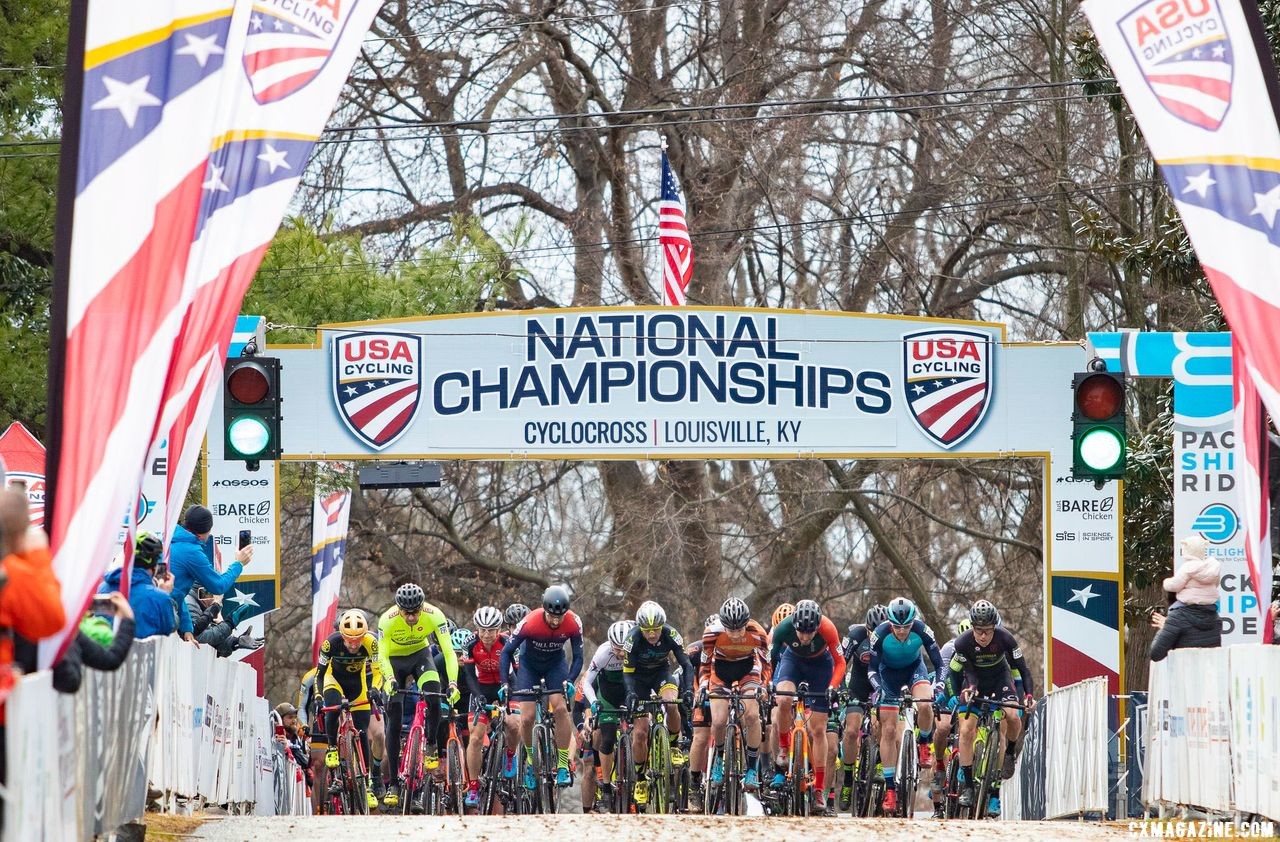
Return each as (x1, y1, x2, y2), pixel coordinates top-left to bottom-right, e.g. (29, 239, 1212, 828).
(44, 0, 382, 667)
(1085, 0, 1277, 629)
(311, 487, 351, 661)
(659, 151, 693, 306)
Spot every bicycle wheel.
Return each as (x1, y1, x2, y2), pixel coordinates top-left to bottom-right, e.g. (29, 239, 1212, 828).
(857, 732, 877, 817)
(790, 727, 810, 817)
(648, 727, 672, 814)
(968, 727, 988, 820)
(535, 725, 557, 814)
(974, 726, 1003, 820)
(615, 727, 634, 814)
(480, 729, 504, 815)
(446, 737, 466, 815)
(401, 726, 422, 815)
(944, 742, 961, 819)
(724, 724, 741, 816)
(896, 728, 916, 818)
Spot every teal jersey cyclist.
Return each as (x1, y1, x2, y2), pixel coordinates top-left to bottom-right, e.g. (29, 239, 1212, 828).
(377, 582, 459, 808)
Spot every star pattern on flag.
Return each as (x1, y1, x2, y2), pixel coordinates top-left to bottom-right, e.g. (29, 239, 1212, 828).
(1251, 185, 1280, 228)
(1068, 584, 1098, 608)
(202, 165, 229, 193)
(226, 588, 260, 609)
(1183, 170, 1216, 199)
(91, 76, 161, 128)
(257, 144, 291, 174)
(175, 33, 224, 67)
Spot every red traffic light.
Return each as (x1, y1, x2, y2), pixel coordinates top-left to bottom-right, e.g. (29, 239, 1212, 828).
(227, 362, 270, 404)
(1075, 372, 1124, 420)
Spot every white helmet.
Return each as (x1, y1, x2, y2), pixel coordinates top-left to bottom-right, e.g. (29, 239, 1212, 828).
(608, 620, 636, 647)
(636, 600, 667, 631)
(473, 605, 503, 630)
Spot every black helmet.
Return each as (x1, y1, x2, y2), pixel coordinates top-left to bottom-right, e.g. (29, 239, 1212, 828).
(969, 599, 999, 628)
(135, 532, 163, 564)
(542, 585, 571, 616)
(395, 583, 425, 613)
(865, 603, 889, 631)
(793, 599, 822, 634)
(887, 597, 917, 627)
(719, 597, 750, 630)
(504, 603, 530, 627)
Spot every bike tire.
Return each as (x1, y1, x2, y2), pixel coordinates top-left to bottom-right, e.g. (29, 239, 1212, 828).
(480, 729, 504, 815)
(615, 728, 634, 814)
(648, 727, 672, 814)
(340, 731, 367, 816)
(969, 728, 988, 820)
(975, 726, 1003, 820)
(856, 732, 877, 818)
(402, 727, 423, 815)
(535, 725, 557, 814)
(446, 738, 466, 815)
(724, 724, 741, 816)
(791, 727, 810, 817)
(897, 728, 916, 819)
(944, 744, 962, 819)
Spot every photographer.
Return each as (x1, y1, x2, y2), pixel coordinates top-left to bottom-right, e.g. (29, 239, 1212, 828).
(169, 505, 249, 642)
(98, 532, 177, 639)
(185, 588, 262, 658)
(274, 703, 312, 790)
(53, 592, 136, 694)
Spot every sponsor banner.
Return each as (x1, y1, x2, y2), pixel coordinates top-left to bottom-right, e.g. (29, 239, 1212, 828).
(267, 309, 1092, 458)
(1229, 645, 1280, 820)
(1145, 647, 1233, 813)
(0, 422, 46, 526)
(1050, 469, 1122, 574)
(205, 456, 279, 583)
(117, 436, 168, 552)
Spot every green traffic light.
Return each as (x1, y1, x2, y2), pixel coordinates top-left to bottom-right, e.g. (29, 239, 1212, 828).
(1077, 425, 1124, 472)
(228, 415, 271, 457)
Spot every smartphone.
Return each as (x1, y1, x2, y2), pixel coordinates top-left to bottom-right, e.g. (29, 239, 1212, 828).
(91, 594, 115, 615)
(238, 529, 252, 550)
(154, 561, 169, 580)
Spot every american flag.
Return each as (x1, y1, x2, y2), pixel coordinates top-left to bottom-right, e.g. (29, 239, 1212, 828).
(1233, 343, 1273, 642)
(1086, 0, 1274, 628)
(659, 151, 693, 306)
(42, 0, 381, 667)
(311, 489, 351, 661)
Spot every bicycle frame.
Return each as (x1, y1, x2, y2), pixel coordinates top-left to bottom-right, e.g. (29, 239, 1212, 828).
(958, 694, 1028, 820)
(319, 700, 370, 816)
(512, 679, 567, 814)
(392, 687, 433, 814)
(771, 683, 830, 816)
(627, 697, 677, 814)
(706, 684, 758, 816)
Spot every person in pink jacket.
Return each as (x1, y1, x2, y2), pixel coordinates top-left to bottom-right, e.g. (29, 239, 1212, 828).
(1164, 535, 1221, 607)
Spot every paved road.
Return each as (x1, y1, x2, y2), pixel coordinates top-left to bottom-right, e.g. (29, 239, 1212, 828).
(191, 814, 1131, 841)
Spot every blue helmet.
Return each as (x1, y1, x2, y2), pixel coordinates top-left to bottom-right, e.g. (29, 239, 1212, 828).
(887, 597, 917, 627)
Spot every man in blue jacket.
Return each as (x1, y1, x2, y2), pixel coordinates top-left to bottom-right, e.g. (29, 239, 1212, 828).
(98, 532, 177, 638)
(169, 505, 251, 641)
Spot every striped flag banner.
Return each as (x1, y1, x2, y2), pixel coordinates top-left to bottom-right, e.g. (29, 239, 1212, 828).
(43, 0, 382, 668)
(1233, 343, 1273, 641)
(659, 151, 693, 306)
(311, 487, 350, 662)
(1084, 0, 1278, 625)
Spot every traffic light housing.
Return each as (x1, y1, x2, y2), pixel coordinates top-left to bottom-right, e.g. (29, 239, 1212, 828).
(223, 356, 282, 469)
(1071, 369, 1126, 481)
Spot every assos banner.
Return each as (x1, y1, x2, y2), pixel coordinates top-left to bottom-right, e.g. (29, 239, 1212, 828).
(204, 454, 278, 618)
(271, 309, 1083, 459)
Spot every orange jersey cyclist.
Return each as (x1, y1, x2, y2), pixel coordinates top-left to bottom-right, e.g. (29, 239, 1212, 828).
(700, 597, 770, 791)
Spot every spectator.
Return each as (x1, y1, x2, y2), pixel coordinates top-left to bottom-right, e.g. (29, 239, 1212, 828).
(185, 588, 262, 657)
(97, 532, 177, 639)
(169, 504, 250, 642)
(53, 592, 136, 694)
(275, 702, 312, 789)
(1150, 534, 1222, 661)
(0, 489, 65, 826)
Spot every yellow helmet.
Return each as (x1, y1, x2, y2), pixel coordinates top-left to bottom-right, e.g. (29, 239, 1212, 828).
(772, 603, 796, 627)
(339, 609, 368, 640)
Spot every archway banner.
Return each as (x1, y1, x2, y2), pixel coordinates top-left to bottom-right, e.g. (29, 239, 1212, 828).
(0, 422, 46, 526)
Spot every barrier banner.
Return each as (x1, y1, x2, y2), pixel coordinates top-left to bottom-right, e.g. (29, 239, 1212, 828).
(1229, 645, 1280, 819)
(1006, 691, 1050, 819)
(91, 638, 156, 835)
(1004, 677, 1108, 820)
(5, 673, 68, 842)
(1146, 647, 1233, 812)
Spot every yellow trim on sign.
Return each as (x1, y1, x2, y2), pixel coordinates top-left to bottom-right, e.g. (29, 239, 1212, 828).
(276, 450, 1044, 462)
(1042, 456, 1052, 694)
(1158, 154, 1280, 172)
(85, 9, 233, 69)
(210, 128, 318, 153)
(1052, 570, 1123, 582)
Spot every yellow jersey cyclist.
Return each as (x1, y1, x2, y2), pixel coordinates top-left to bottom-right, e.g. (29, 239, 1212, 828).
(378, 582, 460, 809)
(318, 609, 385, 811)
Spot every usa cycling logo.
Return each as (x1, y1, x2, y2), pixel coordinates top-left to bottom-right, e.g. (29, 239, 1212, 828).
(1193, 502, 1238, 543)
(243, 0, 367, 104)
(332, 332, 423, 451)
(1118, 0, 1234, 131)
(902, 329, 994, 449)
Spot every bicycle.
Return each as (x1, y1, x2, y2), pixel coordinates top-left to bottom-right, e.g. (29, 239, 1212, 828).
(705, 684, 757, 816)
(627, 696, 679, 814)
(884, 684, 935, 818)
(512, 679, 568, 814)
(959, 694, 1030, 820)
(770, 682, 831, 817)
(423, 701, 469, 815)
(391, 686, 438, 815)
(477, 703, 516, 815)
(839, 696, 880, 819)
(940, 710, 963, 819)
(319, 699, 371, 816)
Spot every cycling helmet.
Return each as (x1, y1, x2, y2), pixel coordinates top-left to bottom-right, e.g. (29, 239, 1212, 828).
(451, 628, 476, 652)
(339, 609, 368, 639)
(636, 600, 666, 630)
(771, 603, 796, 627)
(793, 599, 822, 634)
(504, 603, 530, 627)
(970, 599, 999, 628)
(886, 597, 917, 627)
(395, 582, 425, 613)
(542, 585, 571, 616)
(608, 620, 636, 647)
(135, 532, 163, 564)
(703, 614, 721, 630)
(865, 604, 889, 631)
(719, 597, 750, 630)
(957, 617, 973, 636)
(473, 605, 503, 630)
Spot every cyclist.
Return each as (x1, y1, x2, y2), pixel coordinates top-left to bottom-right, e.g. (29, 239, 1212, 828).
(504, 602, 530, 633)
(686, 616, 716, 811)
(949, 599, 1035, 813)
(868, 596, 943, 814)
(377, 583, 459, 808)
(317, 609, 384, 811)
(768, 599, 846, 815)
(837, 603, 885, 809)
(463, 605, 518, 808)
(701, 597, 770, 791)
(499, 584, 584, 789)
(769, 603, 795, 635)
(583, 620, 631, 807)
(622, 600, 694, 806)
(929, 616, 970, 817)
